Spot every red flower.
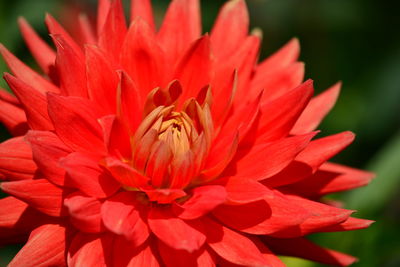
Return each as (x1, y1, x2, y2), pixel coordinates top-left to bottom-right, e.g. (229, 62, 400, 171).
(0, 0, 374, 266)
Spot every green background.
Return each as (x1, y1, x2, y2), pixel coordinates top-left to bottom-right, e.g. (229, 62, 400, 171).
(0, 0, 399, 266)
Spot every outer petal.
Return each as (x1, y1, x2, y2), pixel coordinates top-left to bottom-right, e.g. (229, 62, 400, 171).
(116, 71, 143, 134)
(214, 176, 273, 204)
(101, 191, 149, 246)
(158, 0, 201, 63)
(158, 240, 215, 267)
(98, 0, 127, 64)
(4, 73, 53, 131)
(264, 131, 355, 188)
(64, 192, 105, 233)
(213, 191, 311, 236)
(211, 0, 249, 59)
(148, 207, 206, 253)
(175, 35, 212, 105)
(113, 239, 160, 267)
(45, 14, 83, 58)
(0, 136, 36, 180)
(47, 94, 106, 155)
(253, 62, 305, 102)
(172, 185, 227, 220)
(0, 44, 58, 94)
(61, 152, 120, 198)
(0, 97, 28, 136)
(279, 162, 375, 197)
(292, 82, 341, 134)
(52, 34, 87, 97)
(264, 237, 357, 267)
(18, 17, 56, 74)
(202, 217, 269, 267)
(317, 216, 374, 232)
(255, 38, 300, 75)
(278, 195, 354, 237)
(103, 156, 150, 188)
(254, 79, 314, 143)
(25, 131, 71, 186)
(130, 0, 155, 29)
(121, 18, 166, 99)
(0, 197, 48, 245)
(85, 45, 119, 115)
(8, 224, 68, 267)
(0, 179, 66, 217)
(68, 232, 114, 267)
(232, 132, 317, 181)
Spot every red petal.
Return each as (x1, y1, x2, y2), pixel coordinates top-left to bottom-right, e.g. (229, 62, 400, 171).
(213, 192, 311, 236)
(279, 162, 375, 197)
(0, 136, 36, 181)
(217, 177, 273, 204)
(130, 0, 155, 30)
(121, 18, 166, 99)
(278, 195, 354, 237)
(296, 131, 355, 171)
(143, 188, 187, 204)
(254, 62, 305, 102)
(264, 131, 355, 188)
(64, 192, 105, 233)
(175, 35, 212, 106)
(0, 98, 27, 136)
(213, 35, 260, 110)
(4, 73, 54, 131)
(255, 79, 314, 143)
(52, 34, 87, 97)
(113, 239, 160, 267)
(318, 216, 374, 232)
(202, 217, 269, 267)
(256, 38, 300, 75)
(18, 17, 56, 74)
(0, 88, 19, 105)
(101, 191, 149, 246)
(201, 132, 239, 182)
(264, 237, 357, 267)
(172, 185, 227, 220)
(85, 45, 119, 115)
(148, 207, 206, 253)
(45, 14, 82, 58)
(211, 0, 248, 59)
(117, 71, 143, 134)
(292, 82, 341, 134)
(97, 0, 111, 35)
(0, 44, 58, 94)
(68, 232, 114, 267)
(8, 224, 68, 267)
(61, 152, 120, 198)
(211, 70, 237, 127)
(103, 156, 150, 188)
(233, 132, 317, 181)
(98, 0, 127, 64)
(25, 131, 71, 186)
(158, 240, 215, 267)
(47, 94, 106, 155)
(251, 237, 286, 267)
(158, 0, 201, 63)
(0, 196, 48, 245)
(0, 179, 66, 217)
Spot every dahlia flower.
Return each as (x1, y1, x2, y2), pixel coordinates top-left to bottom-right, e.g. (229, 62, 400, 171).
(0, 0, 374, 266)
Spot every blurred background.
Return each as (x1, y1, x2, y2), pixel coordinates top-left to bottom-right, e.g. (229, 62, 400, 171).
(0, 0, 399, 266)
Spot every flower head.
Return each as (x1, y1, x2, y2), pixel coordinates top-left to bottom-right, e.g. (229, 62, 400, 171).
(0, 0, 374, 266)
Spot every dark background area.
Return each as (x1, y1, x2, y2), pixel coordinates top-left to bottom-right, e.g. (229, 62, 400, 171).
(0, 0, 399, 266)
